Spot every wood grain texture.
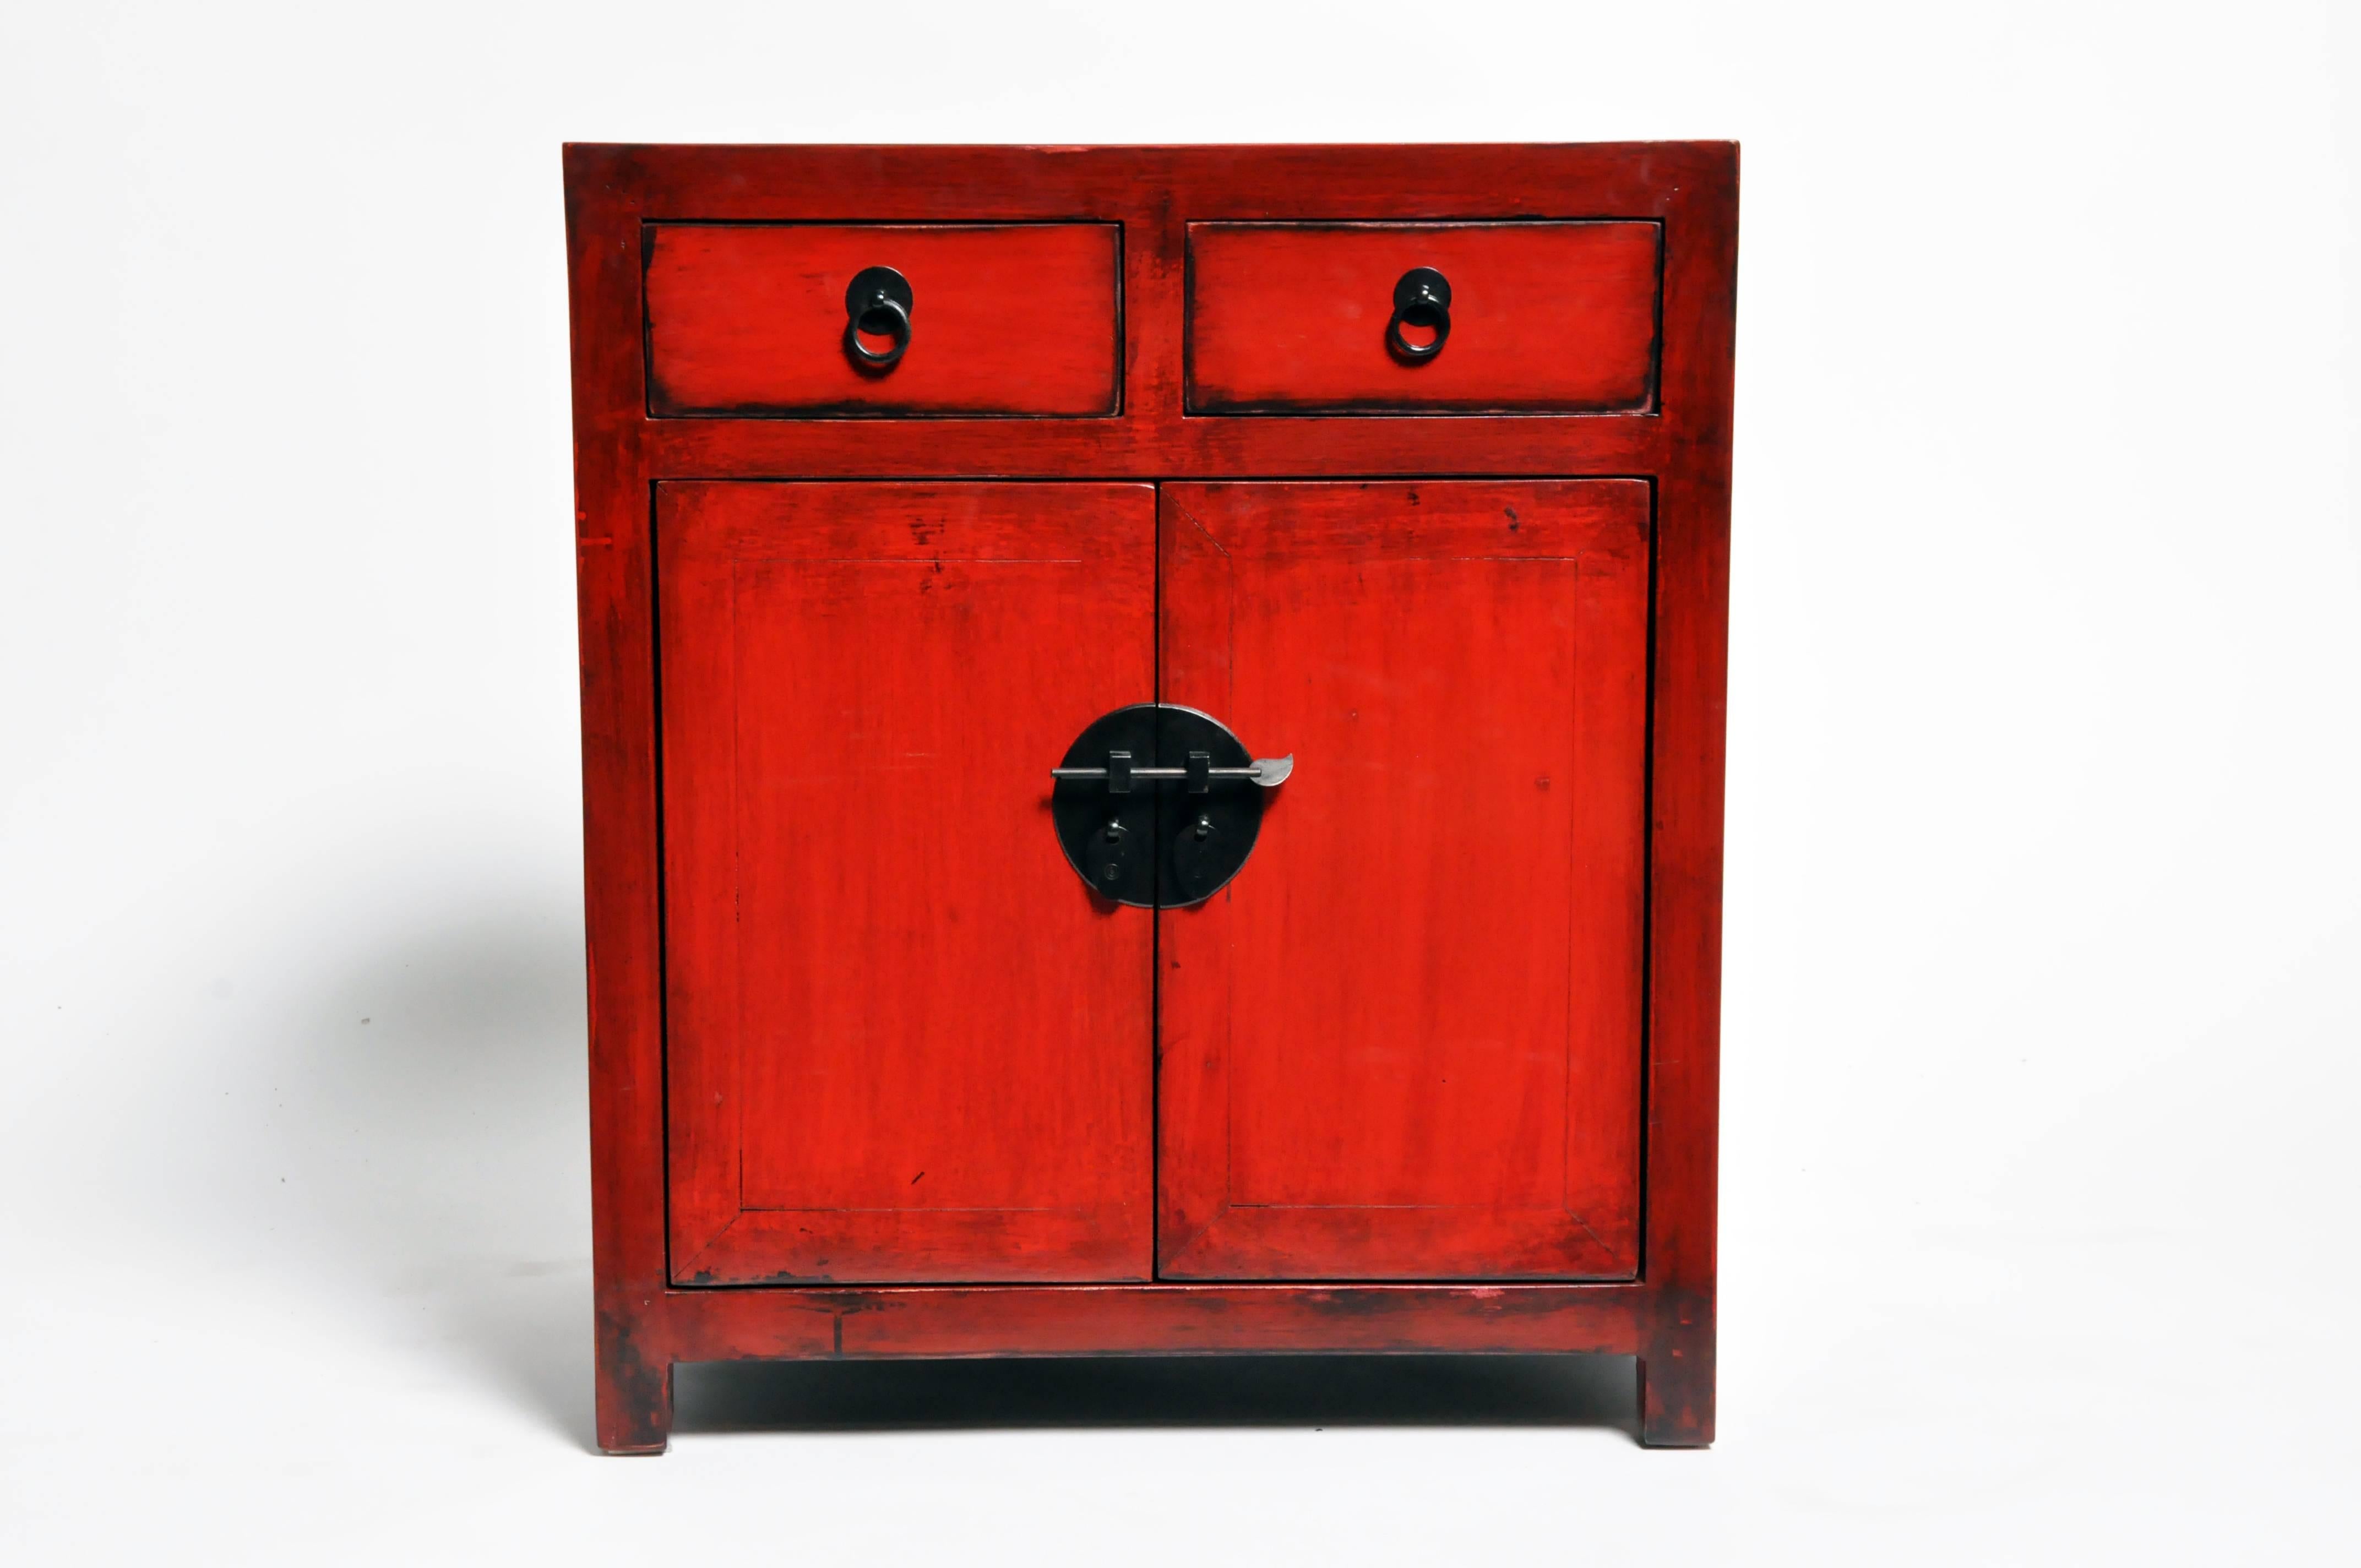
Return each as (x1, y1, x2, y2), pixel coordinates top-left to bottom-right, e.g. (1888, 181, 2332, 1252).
(572, 140, 1733, 481)
(1187, 222, 1660, 412)
(1634, 141, 1739, 1449)
(645, 224, 1120, 416)
(675, 1283, 1650, 1361)
(657, 482, 1157, 1285)
(1157, 482, 1650, 1280)
(565, 150, 676, 1456)
(564, 143, 1736, 1453)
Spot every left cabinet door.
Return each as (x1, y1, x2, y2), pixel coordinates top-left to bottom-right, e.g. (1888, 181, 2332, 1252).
(658, 482, 1157, 1284)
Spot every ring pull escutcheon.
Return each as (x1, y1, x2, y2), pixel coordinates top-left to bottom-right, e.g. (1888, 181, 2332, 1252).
(1049, 704, 1292, 908)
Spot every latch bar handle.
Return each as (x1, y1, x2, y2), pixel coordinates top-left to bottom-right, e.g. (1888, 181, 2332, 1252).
(1052, 750, 1294, 791)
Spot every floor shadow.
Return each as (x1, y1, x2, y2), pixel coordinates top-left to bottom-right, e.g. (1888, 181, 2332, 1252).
(199, 881, 1639, 1456)
(148, 882, 602, 1448)
(674, 1353, 1641, 1437)
(310, 903, 597, 1446)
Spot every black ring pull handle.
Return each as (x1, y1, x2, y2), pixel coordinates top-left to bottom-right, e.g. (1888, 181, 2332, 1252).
(844, 266, 913, 369)
(1386, 266, 1452, 363)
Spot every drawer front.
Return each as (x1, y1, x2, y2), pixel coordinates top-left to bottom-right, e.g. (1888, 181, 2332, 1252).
(1187, 222, 1660, 414)
(644, 224, 1121, 417)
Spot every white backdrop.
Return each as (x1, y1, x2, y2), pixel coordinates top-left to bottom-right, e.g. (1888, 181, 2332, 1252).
(3, 2, 2356, 1561)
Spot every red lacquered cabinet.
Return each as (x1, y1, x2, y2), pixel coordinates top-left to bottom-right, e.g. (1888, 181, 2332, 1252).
(564, 144, 1736, 1451)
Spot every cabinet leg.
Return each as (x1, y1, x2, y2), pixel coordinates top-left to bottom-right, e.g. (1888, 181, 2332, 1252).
(596, 1315, 673, 1455)
(1638, 1334, 1715, 1448)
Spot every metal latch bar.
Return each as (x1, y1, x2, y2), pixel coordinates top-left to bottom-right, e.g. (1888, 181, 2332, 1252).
(1052, 749, 1295, 792)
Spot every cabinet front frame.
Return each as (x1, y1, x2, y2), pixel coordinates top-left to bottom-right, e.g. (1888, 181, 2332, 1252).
(565, 143, 1734, 1451)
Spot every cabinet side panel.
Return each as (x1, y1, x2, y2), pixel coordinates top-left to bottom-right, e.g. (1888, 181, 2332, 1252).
(568, 143, 675, 1453)
(1636, 144, 1736, 1446)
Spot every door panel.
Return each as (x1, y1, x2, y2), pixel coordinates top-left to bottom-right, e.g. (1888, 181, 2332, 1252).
(659, 482, 1155, 1284)
(1157, 482, 1650, 1280)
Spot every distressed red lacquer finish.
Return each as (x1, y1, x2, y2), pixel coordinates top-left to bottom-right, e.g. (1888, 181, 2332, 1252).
(644, 224, 1120, 416)
(564, 143, 1736, 1455)
(1187, 222, 1660, 412)
(658, 482, 1155, 1284)
(1157, 481, 1650, 1281)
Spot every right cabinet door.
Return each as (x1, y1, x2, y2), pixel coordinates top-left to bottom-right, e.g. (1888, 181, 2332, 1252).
(1157, 481, 1651, 1280)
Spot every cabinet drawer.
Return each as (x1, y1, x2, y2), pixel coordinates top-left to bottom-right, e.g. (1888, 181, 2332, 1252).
(644, 224, 1121, 417)
(1186, 222, 1660, 414)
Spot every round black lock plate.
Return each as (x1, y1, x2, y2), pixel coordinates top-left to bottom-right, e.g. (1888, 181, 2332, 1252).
(1050, 704, 1160, 906)
(1051, 704, 1266, 909)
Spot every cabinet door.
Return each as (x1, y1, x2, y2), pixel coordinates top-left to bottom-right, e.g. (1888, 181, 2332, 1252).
(1157, 482, 1650, 1280)
(659, 482, 1155, 1284)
